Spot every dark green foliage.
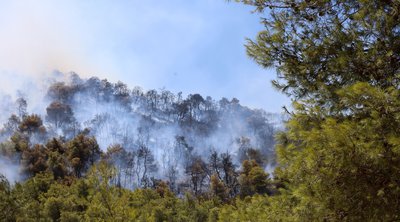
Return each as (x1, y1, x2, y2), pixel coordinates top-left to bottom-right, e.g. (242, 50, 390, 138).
(21, 144, 48, 176)
(0, 175, 18, 222)
(232, 0, 400, 220)
(19, 114, 44, 136)
(210, 174, 229, 202)
(239, 160, 271, 198)
(67, 134, 101, 177)
(238, 0, 400, 102)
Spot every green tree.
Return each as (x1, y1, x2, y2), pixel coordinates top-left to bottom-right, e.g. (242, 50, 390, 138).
(275, 84, 400, 220)
(84, 162, 122, 221)
(0, 175, 18, 222)
(19, 114, 44, 136)
(239, 160, 270, 198)
(235, 0, 400, 220)
(13, 172, 55, 221)
(67, 134, 101, 177)
(45, 138, 69, 179)
(210, 174, 228, 202)
(186, 157, 208, 196)
(237, 0, 400, 103)
(21, 144, 48, 176)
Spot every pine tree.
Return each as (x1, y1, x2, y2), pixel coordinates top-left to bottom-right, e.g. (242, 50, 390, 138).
(236, 0, 400, 220)
(239, 160, 270, 198)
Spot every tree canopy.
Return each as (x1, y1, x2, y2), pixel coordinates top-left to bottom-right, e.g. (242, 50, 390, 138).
(235, 0, 400, 220)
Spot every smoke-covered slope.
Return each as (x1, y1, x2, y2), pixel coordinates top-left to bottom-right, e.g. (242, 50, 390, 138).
(0, 72, 284, 192)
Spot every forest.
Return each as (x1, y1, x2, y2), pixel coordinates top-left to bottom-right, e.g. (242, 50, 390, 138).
(2, 0, 400, 221)
(0, 72, 283, 221)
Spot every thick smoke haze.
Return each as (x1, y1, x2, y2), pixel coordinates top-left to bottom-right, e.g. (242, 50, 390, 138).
(0, 73, 284, 190)
(0, 157, 21, 184)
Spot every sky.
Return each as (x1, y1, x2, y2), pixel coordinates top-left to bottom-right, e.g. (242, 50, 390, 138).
(0, 0, 290, 113)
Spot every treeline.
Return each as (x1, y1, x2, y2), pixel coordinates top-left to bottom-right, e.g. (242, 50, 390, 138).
(0, 129, 272, 196)
(0, 160, 276, 222)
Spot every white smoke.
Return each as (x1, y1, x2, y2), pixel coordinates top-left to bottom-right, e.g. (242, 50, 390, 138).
(0, 157, 21, 184)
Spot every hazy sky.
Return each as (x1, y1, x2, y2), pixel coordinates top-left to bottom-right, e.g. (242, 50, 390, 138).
(0, 0, 289, 112)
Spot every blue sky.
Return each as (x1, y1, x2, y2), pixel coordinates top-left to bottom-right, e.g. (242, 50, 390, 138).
(0, 0, 289, 112)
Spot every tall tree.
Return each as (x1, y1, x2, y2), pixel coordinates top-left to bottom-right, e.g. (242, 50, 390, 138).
(239, 160, 270, 198)
(0, 175, 18, 221)
(16, 97, 27, 119)
(186, 156, 208, 196)
(21, 144, 48, 177)
(135, 144, 157, 188)
(67, 134, 101, 177)
(238, 0, 400, 104)
(46, 101, 75, 130)
(2, 114, 20, 137)
(236, 0, 400, 220)
(19, 114, 43, 136)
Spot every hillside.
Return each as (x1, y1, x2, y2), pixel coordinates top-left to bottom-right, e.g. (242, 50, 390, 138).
(0, 72, 283, 191)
